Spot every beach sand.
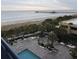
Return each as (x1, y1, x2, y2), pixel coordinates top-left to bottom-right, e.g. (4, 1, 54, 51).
(1, 17, 57, 31)
(1, 21, 43, 31)
(1, 18, 46, 31)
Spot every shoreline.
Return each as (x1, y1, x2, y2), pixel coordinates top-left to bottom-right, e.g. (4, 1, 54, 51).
(1, 14, 76, 31)
(2, 15, 61, 26)
(1, 17, 51, 31)
(1, 20, 43, 31)
(2, 13, 76, 26)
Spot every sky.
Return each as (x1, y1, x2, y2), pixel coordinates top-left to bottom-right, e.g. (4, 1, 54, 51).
(1, 0, 77, 11)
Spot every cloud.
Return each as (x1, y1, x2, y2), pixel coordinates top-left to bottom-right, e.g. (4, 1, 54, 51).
(1, 0, 77, 10)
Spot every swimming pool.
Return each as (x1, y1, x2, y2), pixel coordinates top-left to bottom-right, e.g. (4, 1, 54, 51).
(18, 49, 40, 59)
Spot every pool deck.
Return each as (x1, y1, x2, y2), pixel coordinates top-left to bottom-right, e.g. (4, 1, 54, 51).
(12, 37, 73, 59)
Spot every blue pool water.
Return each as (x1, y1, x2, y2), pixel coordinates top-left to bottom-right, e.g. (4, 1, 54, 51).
(18, 49, 40, 59)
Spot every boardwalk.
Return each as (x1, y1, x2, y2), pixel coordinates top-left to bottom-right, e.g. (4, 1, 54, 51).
(12, 37, 73, 59)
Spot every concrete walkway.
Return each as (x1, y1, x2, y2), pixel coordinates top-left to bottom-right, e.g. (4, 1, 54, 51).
(12, 37, 73, 59)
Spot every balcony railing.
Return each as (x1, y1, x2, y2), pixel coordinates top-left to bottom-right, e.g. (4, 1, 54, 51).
(1, 38, 19, 59)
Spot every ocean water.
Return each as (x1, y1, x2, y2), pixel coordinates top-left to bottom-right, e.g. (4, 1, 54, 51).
(1, 11, 76, 22)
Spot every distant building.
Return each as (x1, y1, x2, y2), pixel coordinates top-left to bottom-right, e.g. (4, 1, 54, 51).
(58, 18, 77, 35)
